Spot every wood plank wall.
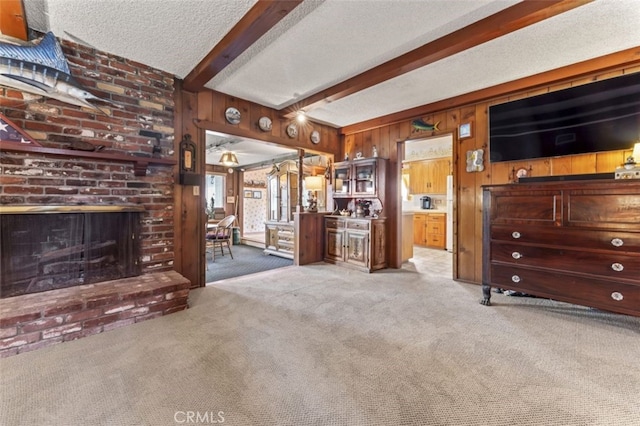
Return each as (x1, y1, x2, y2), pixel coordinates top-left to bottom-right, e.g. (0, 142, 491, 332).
(174, 86, 341, 288)
(342, 64, 640, 285)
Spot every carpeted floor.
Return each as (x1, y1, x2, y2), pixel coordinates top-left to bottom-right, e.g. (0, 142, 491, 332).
(1, 248, 639, 425)
(205, 244, 293, 283)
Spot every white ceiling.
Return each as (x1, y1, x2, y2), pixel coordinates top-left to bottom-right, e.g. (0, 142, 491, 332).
(205, 130, 297, 168)
(16, 0, 640, 165)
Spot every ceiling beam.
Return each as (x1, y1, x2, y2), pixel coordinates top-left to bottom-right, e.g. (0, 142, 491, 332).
(0, 0, 28, 41)
(340, 46, 640, 135)
(182, 0, 303, 92)
(281, 0, 592, 118)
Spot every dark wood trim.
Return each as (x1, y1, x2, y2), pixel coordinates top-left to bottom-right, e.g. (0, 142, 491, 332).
(282, 0, 590, 118)
(341, 47, 640, 135)
(0, 141, 176, 176)
(182, 0, 303, 92)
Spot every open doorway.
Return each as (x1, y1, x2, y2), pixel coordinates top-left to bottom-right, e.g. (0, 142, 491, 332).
(202, 130, 331, 283)
(399, 134, 454, 275)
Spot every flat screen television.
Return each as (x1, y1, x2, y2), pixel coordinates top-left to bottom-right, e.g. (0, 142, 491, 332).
(489, 72, 640, 163)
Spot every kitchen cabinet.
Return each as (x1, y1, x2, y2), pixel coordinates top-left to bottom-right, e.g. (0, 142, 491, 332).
(406, 158, 450, 194)
(413, 214, 426, 245)
(482, 179, 640, 317)
(402, 212, 414, 263)
(333, 158, 387, 199)
(324, 216, 386, 272)
(413, 212, 446, 249)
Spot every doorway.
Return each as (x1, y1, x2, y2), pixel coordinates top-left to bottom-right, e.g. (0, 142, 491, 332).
(399, 134, 454, 276)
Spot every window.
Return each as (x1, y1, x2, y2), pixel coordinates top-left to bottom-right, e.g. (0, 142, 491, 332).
(206, 174, 225, 217)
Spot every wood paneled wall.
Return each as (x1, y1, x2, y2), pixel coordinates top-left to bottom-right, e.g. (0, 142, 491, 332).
(174, 86, 341, 288)
(343, 65, 640, 284)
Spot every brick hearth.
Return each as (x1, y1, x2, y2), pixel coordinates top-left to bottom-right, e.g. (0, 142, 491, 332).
(0, 271, 190, 357)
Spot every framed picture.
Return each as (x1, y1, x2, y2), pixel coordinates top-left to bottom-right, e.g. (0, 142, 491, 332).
(459, 122, 472, 139)
(466, 149, 484, 172)
(244, 190, 253, 198)
(253, 191, 262, 199)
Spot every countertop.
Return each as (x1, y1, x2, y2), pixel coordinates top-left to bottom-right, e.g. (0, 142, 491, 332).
(403, 210, 446, 214)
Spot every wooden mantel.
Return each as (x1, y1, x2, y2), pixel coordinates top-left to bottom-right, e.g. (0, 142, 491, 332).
(0, 141, 176, 176)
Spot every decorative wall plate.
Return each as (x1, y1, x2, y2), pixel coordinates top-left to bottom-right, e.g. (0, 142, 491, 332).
(310, 130, 320, 144)
(286, 123, 298, 138)
(225, 107, 241, 125)
(516, 167, 528, 178)
(258, 116, 272, 132)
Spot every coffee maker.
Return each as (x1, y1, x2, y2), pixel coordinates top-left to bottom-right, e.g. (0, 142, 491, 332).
(420, 196, 432, 209)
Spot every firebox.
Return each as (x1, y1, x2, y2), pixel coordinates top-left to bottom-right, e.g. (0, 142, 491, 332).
(0, 206, 143, 298)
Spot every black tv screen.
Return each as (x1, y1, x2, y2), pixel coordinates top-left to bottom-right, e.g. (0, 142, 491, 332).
(489, 72, 640, 163)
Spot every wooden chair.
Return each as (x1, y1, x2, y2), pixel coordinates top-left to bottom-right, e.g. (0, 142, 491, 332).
(206, 215, 235, 261)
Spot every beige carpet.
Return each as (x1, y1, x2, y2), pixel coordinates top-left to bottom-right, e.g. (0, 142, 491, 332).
(1, 248, 639, 425)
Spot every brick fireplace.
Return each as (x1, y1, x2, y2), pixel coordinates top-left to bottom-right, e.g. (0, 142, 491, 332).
(0, 34, 188, 357)
(1, 206, 143, 298)
(0, 270, 189, 357)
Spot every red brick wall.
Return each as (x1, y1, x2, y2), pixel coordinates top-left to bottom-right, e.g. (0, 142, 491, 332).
(0, 35, 176, 273)
(0, 271, 190, 357)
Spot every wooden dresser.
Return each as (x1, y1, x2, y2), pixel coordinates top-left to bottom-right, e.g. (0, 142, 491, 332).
(264, 221, 294, 259)
(482, 179, 640, 317)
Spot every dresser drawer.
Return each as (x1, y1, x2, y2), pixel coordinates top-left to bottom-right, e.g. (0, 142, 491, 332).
(347, 220, 369, 231)
(490, 264, 640, 315)
(491, 242, 640, 281)
(490, 225, 640, 253)
(488, 190, 562, 225)
(325, 217, 345, 229)
(566, 188, 640, 228)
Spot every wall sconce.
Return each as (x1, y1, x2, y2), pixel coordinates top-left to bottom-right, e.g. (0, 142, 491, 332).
(219, 151, 239, 167)
(179, 134, 198, 185)
(304, 175, 324, 212)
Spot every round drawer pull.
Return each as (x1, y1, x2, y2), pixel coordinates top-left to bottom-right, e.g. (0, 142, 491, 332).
(512, 231, 521, 239)
(512, 252, 522, 259)
(611, 238, 624, 247)
(611, 263, 624, 272)
(611, 292, 624, 301)
(511, 275, 521, 283)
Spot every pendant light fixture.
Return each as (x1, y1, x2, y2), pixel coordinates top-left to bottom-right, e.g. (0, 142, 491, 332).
(219, 151, 239, 167)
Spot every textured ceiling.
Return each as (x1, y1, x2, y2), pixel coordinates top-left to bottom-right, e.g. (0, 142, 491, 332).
(24, 0, 640, 129)
(15, 0, 640, 164)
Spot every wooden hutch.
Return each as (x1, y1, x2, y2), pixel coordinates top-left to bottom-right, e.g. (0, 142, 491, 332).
(324, 158, 388, 272)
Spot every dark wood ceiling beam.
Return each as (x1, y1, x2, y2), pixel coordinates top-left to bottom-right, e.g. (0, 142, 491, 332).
(340, 46, 640, 135)
(281, 0, 592, 118)
(183, 0, 303, 92)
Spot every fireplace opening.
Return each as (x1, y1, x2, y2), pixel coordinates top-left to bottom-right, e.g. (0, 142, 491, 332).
(0, 207, 142, 298)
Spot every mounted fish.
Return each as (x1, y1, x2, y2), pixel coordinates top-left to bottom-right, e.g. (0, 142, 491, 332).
(411, 118, 440, 132)
(0, 32, 118, 114)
